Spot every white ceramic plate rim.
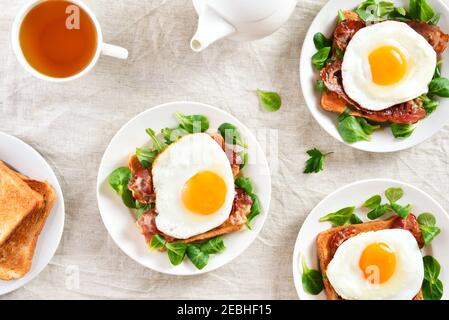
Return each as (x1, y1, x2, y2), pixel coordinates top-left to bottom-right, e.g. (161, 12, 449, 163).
(96, 101, 271, 276)
(299, 0, 449, 153)
(0, 132, 65, 295)
(292, 178, 449, 300)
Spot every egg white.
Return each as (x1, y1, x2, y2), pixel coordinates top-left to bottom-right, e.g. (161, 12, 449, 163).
(152, 133, 235, 240)
(342, 21, 437, 111)
(326, 229, 424, 300)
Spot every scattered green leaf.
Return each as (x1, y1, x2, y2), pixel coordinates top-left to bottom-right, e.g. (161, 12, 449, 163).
(301, 258, 324, 295)
(319, 206, 356, 226)
(304, 148, 332, 174)
(256, 89, 282, 112)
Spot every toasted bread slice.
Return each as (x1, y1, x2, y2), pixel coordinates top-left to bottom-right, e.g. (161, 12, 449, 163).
(178, 221, 244, 244)
(317, 218, 423, 300)
(0, 179, 55, 280)
(0, 161, 43, 246)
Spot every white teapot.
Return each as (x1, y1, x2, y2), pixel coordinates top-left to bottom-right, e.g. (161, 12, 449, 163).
(190, 0, 297, 52)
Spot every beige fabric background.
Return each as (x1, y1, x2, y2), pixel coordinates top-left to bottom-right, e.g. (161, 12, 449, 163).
(1, 0, 449, 299)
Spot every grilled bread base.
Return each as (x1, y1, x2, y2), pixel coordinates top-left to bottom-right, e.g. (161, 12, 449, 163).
(0, 177, 55, 280)
(0, 161, 43, 246)
(316, 218, 424, 300)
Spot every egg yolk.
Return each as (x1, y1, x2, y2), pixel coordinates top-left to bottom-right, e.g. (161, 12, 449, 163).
(359, 242, 397, 285)
(182, 171, 227, 215)
(369, 46, 407, 86)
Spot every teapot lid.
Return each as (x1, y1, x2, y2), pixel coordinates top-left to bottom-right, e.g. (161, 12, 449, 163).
(193, 0, 280, 23)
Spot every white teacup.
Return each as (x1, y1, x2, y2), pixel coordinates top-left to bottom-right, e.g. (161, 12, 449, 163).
(11, 0, 128, 82)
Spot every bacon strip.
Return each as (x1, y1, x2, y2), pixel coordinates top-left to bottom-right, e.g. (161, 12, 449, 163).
(128, 170, 155, 204)
(407, 21, 449, 54)
(320, 61, 427, 123)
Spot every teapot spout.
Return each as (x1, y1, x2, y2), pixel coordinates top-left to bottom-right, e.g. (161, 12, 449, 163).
(190, 5, 236, 52)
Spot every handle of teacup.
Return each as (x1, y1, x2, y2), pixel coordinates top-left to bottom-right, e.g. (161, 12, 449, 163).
(101, 43, 128, 60)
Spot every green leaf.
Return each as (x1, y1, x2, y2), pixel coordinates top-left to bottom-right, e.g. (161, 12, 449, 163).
(303, 148, 332, 174)
(235, 177, 253, 195)
(134, 203, 153, 219)
(301, 258, 324, 295)
(390, 203, 412, 219)
(422, 256, 443, 300)
(136, 147, 157, 168)
(358, 118, 380, 135)
(356, 0, 397, 21)
(246, 194, 261, 229)
(161, 127, 189, 144)
(420, 95, 439, 115)
(108, 167, 132, 193)
(218, 123, 247, 148)
(145, 128, 167, 152)
(337, 107, 352, 122)
(409, 0, 437, 23)
(166, 242, 187, 266)
(429, 78, 449, 97)
(337, 9, 346, 21)
(420, 225, 441, 246)
(385, 187, 404, 203)
(108, 167, 137, 209)
(367, 204, 390, 220)
(423, 256, 441, 280)
(200, 236, 226, 254)
(363, 195, 382, 210)
(428, 13, 441, 25)
(315, 79, 328, 93)
(313, 32, 332, 50)
(391, 123, 415, 139)
(148, 234, 166, 250)
(312, 47, 331, 70)
(121, 189, 137, 209)
(186, 245, 209, 270)
(319, 206, 356, 226)
(175, 113, 210, 133)
(350, 214, 363, 225)
(239, 151, 249, 170)
(434, 60, 443, 79)
(337, 116, 372, 143)
(256, 89, 282, 112)
(423, 278, 443, 300)
(418, 212, 437, 227)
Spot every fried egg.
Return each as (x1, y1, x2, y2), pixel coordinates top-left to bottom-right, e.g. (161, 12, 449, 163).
(342, 21, 437, 111)
(152, 133, 235, 239)
(326, 229, 423, 300)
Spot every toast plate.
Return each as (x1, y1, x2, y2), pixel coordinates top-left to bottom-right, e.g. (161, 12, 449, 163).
(292, 179, 449, 300)
(299, 0, 449, 152)
(0, 132, 65, 295)
(97, 101, 271, 275)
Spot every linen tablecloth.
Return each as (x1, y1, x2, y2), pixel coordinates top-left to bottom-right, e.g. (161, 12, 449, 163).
(1, 0, 449, 299)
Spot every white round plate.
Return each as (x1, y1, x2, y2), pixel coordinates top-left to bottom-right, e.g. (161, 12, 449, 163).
(300, 0, 449, 152)
(0, 132, 65, 295)
(293, 179, 449, 300)
(97, 101, 271, 275)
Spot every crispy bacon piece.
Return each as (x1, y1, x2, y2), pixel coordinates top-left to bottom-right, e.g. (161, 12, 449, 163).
(229, 188, 253, 226)
(407, 21, 449, 54)
(320, 60, 354, 105)
(128, 170, 155, 204)
(320, 60, 427, 124)
(391, 213, 424, 248)
(328, 226, 360, 258)
(136, 209, 174, 242)
(209, 132, 225, 149)
(333, 19, 366, 52)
